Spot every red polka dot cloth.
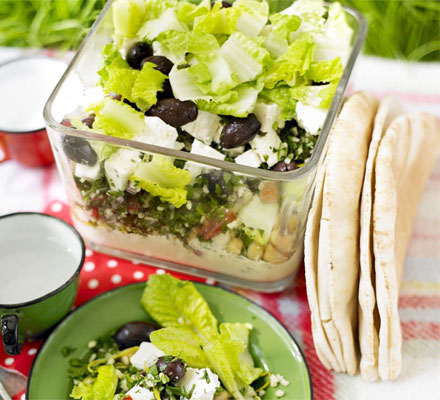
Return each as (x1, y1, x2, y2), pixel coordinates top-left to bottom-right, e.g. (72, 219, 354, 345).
(1, 49, 440, 400)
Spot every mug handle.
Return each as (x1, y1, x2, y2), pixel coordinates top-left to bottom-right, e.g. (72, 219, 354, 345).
(0, 133, 11, 163)
(1, 315, 21, 355)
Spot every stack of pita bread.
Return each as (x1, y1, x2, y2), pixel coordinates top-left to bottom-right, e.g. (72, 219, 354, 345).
(304, 92, 440, 381)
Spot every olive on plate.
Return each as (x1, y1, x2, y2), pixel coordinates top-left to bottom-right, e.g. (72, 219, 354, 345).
(126, 42, 153, 70)
(272, 160, 297, 172)
(62, 135, 97, 166)
(220, 114, 261, 148)
(146, 99, 198, 128)
(113, 321, 161, 350)
(156, 356, 186, 383)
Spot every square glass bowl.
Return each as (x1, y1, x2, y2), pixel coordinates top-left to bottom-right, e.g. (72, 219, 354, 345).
(44, 0, 366, 292)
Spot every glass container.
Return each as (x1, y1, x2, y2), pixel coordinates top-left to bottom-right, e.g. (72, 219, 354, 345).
(44, 0, 366, 292)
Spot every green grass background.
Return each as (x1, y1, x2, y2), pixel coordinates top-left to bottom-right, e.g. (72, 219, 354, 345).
(0, 0, 438, 62)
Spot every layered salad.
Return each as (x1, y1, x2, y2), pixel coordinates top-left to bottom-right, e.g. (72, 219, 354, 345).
(68, 275, 290, 400)
(61, 0, 353, 278)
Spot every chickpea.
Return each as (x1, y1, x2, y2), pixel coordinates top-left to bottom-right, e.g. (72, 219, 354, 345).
(247, 241, 264, 261)
(270, 229, 296, 256)
(263, 243, 288, 264)
(259, 181, 280, 203)
(226, 237, 244, 255)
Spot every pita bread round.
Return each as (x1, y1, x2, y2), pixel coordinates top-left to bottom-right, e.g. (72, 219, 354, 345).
(320, 92, 378, 375)
(373, 112, 440, 380)
(358, 97, 404, 381)
(305, 159, 344, 372)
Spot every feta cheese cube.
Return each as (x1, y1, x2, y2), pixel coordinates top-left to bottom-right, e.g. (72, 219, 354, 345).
(126, 384, 155, 400)
(137, 116, 178, 149)
(178, 368, 220, 400)
(295, 102, 328, 135)
(250, 131, 285, 167)
(182, 111, 222, 145)
(75, 162, 102, 181)
(235, 150, 261, 168)
(104, 149, 142, 191)
(253, 101, 285, 134)
(186, 139, 226, 178)
(130, 342, 165, 371)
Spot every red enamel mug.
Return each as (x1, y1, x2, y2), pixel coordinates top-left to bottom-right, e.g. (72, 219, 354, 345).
(0, 56, 66, 167)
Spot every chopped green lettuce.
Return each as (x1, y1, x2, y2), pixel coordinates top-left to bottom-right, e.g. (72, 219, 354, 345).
(70, 379, 94, 400)
(265, 33, 315, 88)
(193, 1, 239, 35)
(131, 62, 167, 111)
(150, 327, 212, 369)
(264, 14, 301, 57)
(137, 8, 188, 40)
(92, 365, 118, 400)
(290, 82, 337, 108)
(259, 86, 297, 120)
(97, 44, 129, 88)
(113, 0, 146, 38)
(102, 64, 138, 100)
(131, 156, 192, 208)
(233, 0, 269, 38)
(177, 0, 211, 27)
(306, 57, 343, 83)
(92, 98, 145, 139)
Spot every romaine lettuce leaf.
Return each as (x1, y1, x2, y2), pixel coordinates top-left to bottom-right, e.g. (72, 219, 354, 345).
(193, 1, 239, 35)
(177, 0, 211, 27)
(70, 379, 94, 400)
(101, 64, 138, 100)
(92, 365, 118, 400)
(259, 86, 297, 120)
(93, 98, 145, 139)
(219, 32, 272, 85)
(137, 8, 188, 40)
(284, 0, 326, 34)
(113, 0, 146, 38)
(219, 323, 262, 385)
(290, 82, 337, 108)
(131, 62, 167, 111)
(233, 0, 269, 38)
(306, 57, 343, 83)
(150, 327, 212, 369)
(197, 84, 259, 118)
(264, 14, 301, 57)
(98, 44, 130, 88)
(130, 156, 192, 208)
(265, 33, 315, 88)
(141, 274, 219, 342)
(145, 0, 179, 20)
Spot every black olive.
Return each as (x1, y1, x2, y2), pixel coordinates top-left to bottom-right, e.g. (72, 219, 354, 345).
(272, 160, 297, 172)
(81, 114, 95, 129)
(156, 356, 186, 383)
(126, 42, 153, 70)
(140, 56, 174, 76)
(220, 114, 261, 149)
(62, 135, 97, 166)
(211, 0, 232, 7)
(61, 118, 72, 127)
(157, 80, 174, 100)
(113, 321, 161, 350)
(203, 171, 229, 197)
(108, 92, 122, 101)
(146, 99, 198, 128)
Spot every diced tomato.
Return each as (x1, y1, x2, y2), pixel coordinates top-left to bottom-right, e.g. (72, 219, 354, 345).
(201, 209, 236, 241)
(91, 207, 99, 219)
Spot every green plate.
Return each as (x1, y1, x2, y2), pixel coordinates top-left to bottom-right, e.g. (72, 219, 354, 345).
(27, 282, 312, 399)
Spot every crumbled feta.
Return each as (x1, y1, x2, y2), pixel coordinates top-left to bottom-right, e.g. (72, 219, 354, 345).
(250, 131, 285, 167)
(186, 139, 226, 178)
(275, 389, 285, 398)
(253, 101, 285, 134)
(75, 162, 102, 181)
(178, 368, 220, 400)
(235, 150, 262, 168)
(126, 384, 155, 400)
(137, 116, 178, 149)
(130, 342, 165, 371)
(182, 110, 222, 145)
(295, 102, 327, 135)
(104, 149, 142, 191)
(224, 145, 245, 157)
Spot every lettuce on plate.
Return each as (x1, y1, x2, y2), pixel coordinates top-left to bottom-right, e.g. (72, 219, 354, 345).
(70, 379, 94, 400)
(264, 13, 301, 57)
(92, 365, 118, 400)
(113, 0, 146, 38)
(142, 274, 264, 400)
(130, 156, 192, 208)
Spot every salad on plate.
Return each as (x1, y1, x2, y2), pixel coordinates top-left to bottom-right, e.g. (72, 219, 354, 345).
(68, 274, 290, 400)
(60, 0, 354, 282)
